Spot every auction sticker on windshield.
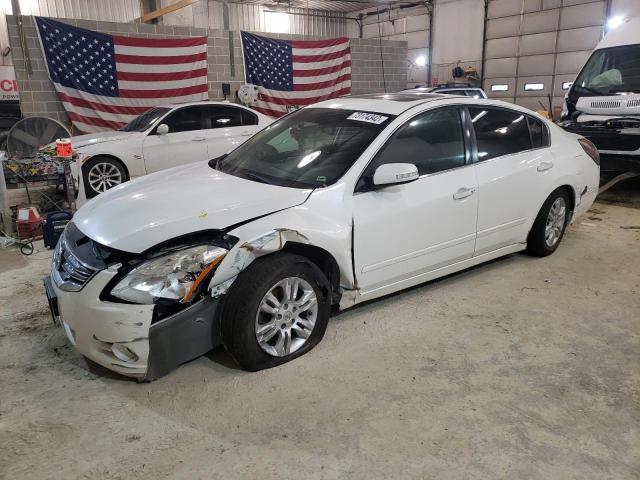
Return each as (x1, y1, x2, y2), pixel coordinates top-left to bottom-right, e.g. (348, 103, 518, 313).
(347, 112, 389, 124)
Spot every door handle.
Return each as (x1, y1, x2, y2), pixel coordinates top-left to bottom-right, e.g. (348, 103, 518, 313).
(537, 161, 554, 172)
(191, 137, 206, 142)
(453, 187, 476, 200)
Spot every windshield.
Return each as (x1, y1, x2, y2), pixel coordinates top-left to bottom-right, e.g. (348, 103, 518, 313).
(214, 108, 393, 188)
(573, 45, 640, 95)
(119, 107, 170, 132)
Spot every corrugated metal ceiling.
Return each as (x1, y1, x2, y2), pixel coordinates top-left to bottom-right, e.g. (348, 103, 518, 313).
(229, 0, 387, 13)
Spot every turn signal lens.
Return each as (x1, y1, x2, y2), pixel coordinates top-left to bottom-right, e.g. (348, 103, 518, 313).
(578, 138, 600, 165)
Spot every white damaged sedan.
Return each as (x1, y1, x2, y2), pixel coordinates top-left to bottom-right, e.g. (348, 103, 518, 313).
(44, 93, 600, 380)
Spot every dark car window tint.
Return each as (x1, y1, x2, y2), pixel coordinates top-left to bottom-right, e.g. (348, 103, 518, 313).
(160, 106, 205, 133)
(209, 106, 243, 128)
(443, 90, 468, 96)
(367, 108, 466, 177)
(469, 107, 532, 161)
(240, 108, 258, 126)
(528, 116, 549, 149)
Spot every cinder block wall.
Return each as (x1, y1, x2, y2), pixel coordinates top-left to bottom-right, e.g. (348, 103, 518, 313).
(6, 15, 406, 130)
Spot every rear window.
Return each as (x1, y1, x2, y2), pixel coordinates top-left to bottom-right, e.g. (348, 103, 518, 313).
(528, 117, 550, 149)
(469, 107, 532, 161)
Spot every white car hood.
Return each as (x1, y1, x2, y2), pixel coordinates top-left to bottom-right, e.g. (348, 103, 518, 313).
(71, 131, 140, 149)
(73, 162, 312, 253)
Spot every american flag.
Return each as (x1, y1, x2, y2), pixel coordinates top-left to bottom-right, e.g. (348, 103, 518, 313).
(241, 32, 351, 117)
(35, 17, 208, 133)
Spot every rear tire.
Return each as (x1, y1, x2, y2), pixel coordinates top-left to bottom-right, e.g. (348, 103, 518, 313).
(82, 156, 127, 198)
(526, 188, 571, 257)
(220, 252, 331, 371)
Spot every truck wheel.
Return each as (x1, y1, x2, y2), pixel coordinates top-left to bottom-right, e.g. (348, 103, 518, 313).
(220, 252, 331, 371)
(82, 156, 127, 198)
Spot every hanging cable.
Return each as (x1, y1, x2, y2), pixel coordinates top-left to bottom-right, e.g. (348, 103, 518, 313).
(377, 8, 388, 93)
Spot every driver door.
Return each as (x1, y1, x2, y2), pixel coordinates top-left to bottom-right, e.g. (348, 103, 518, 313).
(353, 107, 479, 297)
(142, 106, 209, 173)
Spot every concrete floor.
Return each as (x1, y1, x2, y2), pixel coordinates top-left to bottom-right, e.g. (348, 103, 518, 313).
(1, 199, 639, 479)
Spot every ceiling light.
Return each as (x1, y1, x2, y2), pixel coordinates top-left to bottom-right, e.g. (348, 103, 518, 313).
(415, 56, 426, 67)
(266, 11, 289, 34)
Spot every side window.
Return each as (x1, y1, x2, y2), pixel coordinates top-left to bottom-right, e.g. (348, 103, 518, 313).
(240, 108, 258, 126)
(527, 116, 550, 149)
(209, 106, 243, 128)
(469, 107, 532, 161)
(158, 106, 205, 134)
(365, 107, 466, 178)
(444, 90, 467, 96)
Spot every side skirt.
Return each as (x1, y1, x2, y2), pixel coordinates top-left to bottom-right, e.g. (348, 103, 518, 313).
(354, 243, 526, 304)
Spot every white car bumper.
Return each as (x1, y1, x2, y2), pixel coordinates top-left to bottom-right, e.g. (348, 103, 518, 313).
(44, 268, 223, 381)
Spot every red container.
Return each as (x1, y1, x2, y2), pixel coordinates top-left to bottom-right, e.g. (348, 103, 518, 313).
(16, 206, 43, 240)
(56, 138, 72, 158)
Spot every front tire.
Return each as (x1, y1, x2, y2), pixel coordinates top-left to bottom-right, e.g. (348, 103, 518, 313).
(82, 156, 127, 198)
(220, 252, 331, 371)
(526, 188, 571, 257)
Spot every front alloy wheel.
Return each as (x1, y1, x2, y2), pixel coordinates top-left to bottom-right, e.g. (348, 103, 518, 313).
(221, 252, 331, 371)
(255, 277, 318, 357)
(82, 156, 127, 198)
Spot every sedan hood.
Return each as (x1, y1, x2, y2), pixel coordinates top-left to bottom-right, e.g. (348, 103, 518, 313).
(70, 131, 139, 149)
(74, 162, 312, 253)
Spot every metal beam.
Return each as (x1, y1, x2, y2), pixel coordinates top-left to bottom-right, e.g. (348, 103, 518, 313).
(141, 0, 198, 23)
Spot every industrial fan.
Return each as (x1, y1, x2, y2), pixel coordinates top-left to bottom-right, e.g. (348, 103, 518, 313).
(6, 117, 70, 159)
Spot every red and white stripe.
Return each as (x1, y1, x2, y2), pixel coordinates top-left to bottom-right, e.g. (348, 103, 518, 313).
(61, 36, 207, 133)
(252, 37, 352, 118)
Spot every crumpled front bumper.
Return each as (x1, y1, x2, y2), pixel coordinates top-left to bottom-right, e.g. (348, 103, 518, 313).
(44, 269, 222, 381)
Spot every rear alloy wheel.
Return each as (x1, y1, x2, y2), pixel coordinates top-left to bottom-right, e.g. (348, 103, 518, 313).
(221, 252, 331, 371)
(527, 188, 571, 257)
(83, 157, 126, 198)
(544, 197, 567, 248)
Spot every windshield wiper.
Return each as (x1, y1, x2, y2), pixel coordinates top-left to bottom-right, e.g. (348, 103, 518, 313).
(243, 172, 273, 185)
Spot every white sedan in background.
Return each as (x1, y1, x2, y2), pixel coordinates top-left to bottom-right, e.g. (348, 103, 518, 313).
(69, 101, 271, 198)
(45, 93, 600, 380)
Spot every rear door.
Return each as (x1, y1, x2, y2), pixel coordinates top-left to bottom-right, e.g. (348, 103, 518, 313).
(142, 105, 209, 173)
(470, 107, 552, 255)
(204, 105, 261, 158)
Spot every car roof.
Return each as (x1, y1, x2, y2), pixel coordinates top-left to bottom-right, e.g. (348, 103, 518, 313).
(311, 93, 449, 115)
(310, 93, 549, 120)
(158, 100, 251, 109)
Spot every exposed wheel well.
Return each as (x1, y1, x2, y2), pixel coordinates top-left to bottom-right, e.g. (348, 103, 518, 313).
(82, 155, 130, 181)
(281, 242, 342, 306)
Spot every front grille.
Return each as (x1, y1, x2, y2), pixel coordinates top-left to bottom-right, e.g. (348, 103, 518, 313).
(52, 231, 99, 292)
(627, 99, 640, 108)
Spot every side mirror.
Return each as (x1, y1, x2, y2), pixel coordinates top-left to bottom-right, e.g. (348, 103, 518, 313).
(156, 124, 169, 135)
(373, 163, 419, 187)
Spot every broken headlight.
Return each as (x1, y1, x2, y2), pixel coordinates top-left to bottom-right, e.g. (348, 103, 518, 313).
(110, 245, 227, 304)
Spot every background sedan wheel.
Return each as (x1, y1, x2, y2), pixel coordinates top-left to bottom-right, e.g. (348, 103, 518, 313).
(82, 156, 127, 198)
(527, 188, 571, 257)
(221, 252, 331, 371)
